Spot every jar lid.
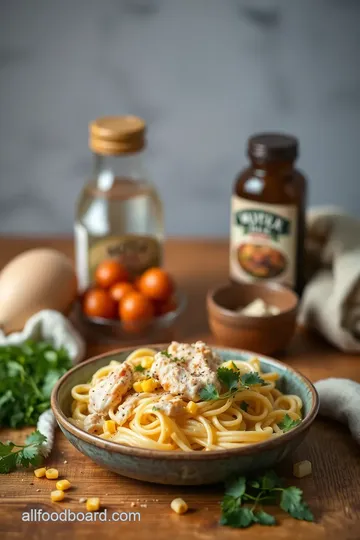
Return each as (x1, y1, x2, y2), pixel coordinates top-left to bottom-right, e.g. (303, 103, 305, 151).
(89, 116, 146, 155)
(248, 133, 298, 162)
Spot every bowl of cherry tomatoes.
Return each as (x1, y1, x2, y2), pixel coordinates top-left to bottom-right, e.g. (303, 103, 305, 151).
(76, 260, 186, 343)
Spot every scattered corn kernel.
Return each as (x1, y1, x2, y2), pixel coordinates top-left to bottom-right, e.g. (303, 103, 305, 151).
(56, 479, 71, 491)
(171, 498, 188, 515)
(133, 381, 143, 392)
(186, 401, 198, 415)
(51, 490, 65, 502)
(141, 356, 154, 369)
(34, 467, 46, 478)
(293, 460, 312, 478)
(104, 420, 116, 434)
(86, 497, 100, 512)
(141, 378, 159, 393)
(46, 468, 59, 480)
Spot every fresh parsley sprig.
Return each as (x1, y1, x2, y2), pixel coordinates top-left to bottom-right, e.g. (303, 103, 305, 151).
(0, 340, 71, 428)
(279, 414, 301, 433)
(199, 367, 265, 401)
(0, 431, 47, 474)
(220, 470, 314, 528)
(134, 364, 146, 372)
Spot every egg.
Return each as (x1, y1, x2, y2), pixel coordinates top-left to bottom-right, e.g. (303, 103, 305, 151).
(0, 248, 77, 334)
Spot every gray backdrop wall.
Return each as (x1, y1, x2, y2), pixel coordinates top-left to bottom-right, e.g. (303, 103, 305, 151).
(0, 0, 359, 237)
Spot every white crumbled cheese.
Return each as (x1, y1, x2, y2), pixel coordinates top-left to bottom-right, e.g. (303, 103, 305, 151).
(238, 298, 280, 317)
(293, 460, 312, 478)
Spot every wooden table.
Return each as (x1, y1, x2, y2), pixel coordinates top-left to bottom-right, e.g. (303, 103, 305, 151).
(1, 237, 360, 540)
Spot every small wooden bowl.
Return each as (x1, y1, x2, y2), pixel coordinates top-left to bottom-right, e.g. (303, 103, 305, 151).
(207, 282, 299, 355)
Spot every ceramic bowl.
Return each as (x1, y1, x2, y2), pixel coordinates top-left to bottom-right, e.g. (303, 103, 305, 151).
(51, 345, 318, 486)
(207, 282, 299, 355)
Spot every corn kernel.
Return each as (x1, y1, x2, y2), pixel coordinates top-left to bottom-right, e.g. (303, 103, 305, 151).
(51, 490, 65, 502)
(171, 498, 188, 515)
(141, 378, 159, 393)
(34, 467, 46, 478)
(293, 460, 312, 478)
(86, 497, 100, 512)
(221, 360, 238, 371)
(46, 468, 59, 480)
(186, 401, 198, 415)
(56, 479, 71, 491)
(104, 420, 116, 434)
(133, 381, 143, 393)
(141, 356, 154, 369)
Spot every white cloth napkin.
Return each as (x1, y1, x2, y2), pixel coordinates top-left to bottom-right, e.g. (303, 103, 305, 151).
(299, 206, 360, 352)
(315, 378, 360, 444)
(0, 309, 85, 455)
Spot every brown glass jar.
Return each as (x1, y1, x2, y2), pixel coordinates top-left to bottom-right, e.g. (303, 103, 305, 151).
(230, 133, 306, 295)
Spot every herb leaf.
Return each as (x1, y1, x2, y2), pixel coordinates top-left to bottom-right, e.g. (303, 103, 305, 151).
(279, 414, 301, 433)
(225, 476, 246, 499)
(220, 469, 313, 529)
(134, 364, 145, 372)
(280, 486, 314, 521)
(199, 384, 219, 401)
(240, 401, 248, 412)
(217, 367, 240, 393)
(0, 430, 47, 474)
(240, 372, 265, 386)
(220, 507, 255, 528)
(0, 340, 71, 428)
(254, 510, 276, 525)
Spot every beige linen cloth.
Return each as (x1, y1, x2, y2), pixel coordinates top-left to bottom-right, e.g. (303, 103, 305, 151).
(299, 206, 360, 353)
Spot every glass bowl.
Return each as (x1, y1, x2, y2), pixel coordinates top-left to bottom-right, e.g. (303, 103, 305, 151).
(73, 290, 187, 344)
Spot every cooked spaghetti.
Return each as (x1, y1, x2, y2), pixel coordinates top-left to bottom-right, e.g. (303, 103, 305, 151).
(69, 342, 302, 451)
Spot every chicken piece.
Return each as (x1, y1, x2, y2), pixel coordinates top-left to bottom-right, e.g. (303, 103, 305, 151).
(89, 363, 133, 414)
(114, 393, 143, 426)
(155, 394, 186, 417)
(83, 413, 105, 435)
(151, 341, 222, 401)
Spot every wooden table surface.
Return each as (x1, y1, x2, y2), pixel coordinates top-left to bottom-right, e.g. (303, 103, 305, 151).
(1, 237, 360, 540)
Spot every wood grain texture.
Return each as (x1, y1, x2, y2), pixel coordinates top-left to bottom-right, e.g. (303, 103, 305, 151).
(1, 237, 360, 540)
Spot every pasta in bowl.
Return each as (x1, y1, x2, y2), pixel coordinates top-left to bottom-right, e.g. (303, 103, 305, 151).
(51, 343, 319, 485)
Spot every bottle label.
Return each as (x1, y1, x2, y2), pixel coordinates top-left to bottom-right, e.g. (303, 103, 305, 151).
(230, 196, 298, 288)
(74, 226, 162, 291)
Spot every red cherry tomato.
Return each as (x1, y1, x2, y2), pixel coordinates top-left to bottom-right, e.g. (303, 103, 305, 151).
(83, 288, 117, 319)
(138, 267, 173, 301)
(95, 260, 129, 289)
(110, 282, 135, 303)
(119, 291, 154, 322)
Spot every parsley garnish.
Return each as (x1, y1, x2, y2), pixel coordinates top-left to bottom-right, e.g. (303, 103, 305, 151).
(240, 401, 248, 412)
(240, 372, 265, 386)
(0, 340, 72, 428)
(220, 469, 314, 528)
(134, 364, 145, 372)
(0, 431, 47, 474)
(217, 367, 240, 393)
(199, 367, 265, 401)
(152, 406, 159, 412)
(199, 384, 219, 401)
(160, 350, 172, 358)
(278, 414, 301, 433)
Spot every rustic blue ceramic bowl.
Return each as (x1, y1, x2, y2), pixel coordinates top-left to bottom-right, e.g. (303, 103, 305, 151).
(51, 345, 319, 485)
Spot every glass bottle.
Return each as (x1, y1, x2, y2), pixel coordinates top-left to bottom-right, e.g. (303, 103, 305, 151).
(75, 116, 163, 292)
(230, 133, 306, 295)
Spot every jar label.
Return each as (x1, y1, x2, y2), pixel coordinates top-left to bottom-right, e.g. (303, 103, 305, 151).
(230, 196, 298, 288)
(74, 226, 162, 291)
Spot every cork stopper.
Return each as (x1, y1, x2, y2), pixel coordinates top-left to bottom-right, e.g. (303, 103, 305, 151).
(89, 116, 146, 155)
